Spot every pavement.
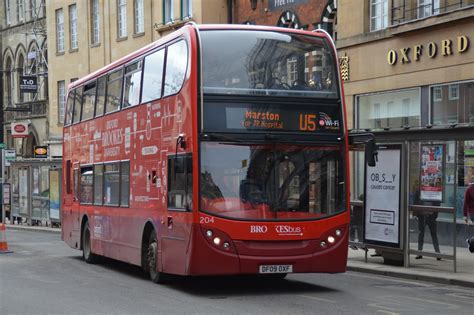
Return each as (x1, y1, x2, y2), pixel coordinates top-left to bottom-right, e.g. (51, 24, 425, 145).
(4, 222, 474, 288)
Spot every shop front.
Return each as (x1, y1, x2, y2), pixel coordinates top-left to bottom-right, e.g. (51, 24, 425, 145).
(341, 19, 474, 268)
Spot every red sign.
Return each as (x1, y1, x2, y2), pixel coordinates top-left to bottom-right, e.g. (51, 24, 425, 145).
(11, 122, 28, 138)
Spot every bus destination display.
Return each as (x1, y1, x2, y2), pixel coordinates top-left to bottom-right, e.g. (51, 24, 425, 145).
(204, 103, 342, 134)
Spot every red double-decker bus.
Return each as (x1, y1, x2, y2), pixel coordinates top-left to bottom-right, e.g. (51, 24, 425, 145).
(62, 24, 374, 283)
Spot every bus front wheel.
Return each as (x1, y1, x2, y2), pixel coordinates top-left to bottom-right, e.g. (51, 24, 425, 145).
(82, 221, 99, 263)
(147, 232, 169, 284)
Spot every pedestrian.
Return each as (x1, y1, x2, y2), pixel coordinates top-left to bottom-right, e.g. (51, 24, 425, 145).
(463, 176, 474, 224)
(415, 211, 441, 260)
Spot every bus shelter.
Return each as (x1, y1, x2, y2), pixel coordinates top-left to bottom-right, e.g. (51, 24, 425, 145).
(8, 159, 62, 226)
(349, 130, 473, 272)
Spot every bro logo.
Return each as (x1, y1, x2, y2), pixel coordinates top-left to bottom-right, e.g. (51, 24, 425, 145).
(250, 225, 268, 233)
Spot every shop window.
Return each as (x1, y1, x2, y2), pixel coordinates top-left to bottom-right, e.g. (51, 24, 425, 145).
(357, 88, 421, 129)
(80, 166, 94, 204)
(431, 81, 474, 125)
(168, 154, 192, 210)
(164, 40, 188, 97)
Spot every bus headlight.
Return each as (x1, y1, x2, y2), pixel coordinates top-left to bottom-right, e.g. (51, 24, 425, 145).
(213, 237, 221, 246)
(335, 229, 341, 237)
(320, 241, 327, 248)
(327, 236, 335, 244)
(206, 230, 213, 238)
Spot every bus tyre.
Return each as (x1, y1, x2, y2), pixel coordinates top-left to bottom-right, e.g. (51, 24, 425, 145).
(82, 221, 99, 264)
(147, 232, 169, 284)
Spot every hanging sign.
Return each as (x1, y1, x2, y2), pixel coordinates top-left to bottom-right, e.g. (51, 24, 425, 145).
(19, 76, 37, 93)
(11, 122, 28, 138)
(364, 145, 401, 247)
(34, 146, 48, 158)
(420, 144, 444, 202)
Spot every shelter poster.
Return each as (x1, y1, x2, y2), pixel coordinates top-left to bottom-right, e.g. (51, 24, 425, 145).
(420, 144, 444, 202)
(364, 147, 401, 247)
(49, 170, 60, 221)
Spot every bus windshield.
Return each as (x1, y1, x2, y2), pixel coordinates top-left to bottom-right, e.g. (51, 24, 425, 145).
(201, 30, 338, 98)
(200, 142, 345, 221)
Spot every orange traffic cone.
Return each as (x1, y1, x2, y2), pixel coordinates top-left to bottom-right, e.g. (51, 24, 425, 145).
(0, 223, 13, 254)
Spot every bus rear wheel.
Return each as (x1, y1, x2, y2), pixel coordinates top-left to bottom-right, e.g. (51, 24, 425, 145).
(82, 221, 99, 263)
(147, 232, 169, 284)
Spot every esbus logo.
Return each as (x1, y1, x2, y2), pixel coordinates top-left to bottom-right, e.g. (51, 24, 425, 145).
(275, 225, 302, 235)
(250, 225, 268, 233)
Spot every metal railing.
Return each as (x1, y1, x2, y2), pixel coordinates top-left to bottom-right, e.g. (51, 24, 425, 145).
(391, 0, 473, 25)
(4, 100, 47, 122)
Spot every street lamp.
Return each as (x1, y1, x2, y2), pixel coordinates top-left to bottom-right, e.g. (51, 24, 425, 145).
(250, 0, 258, 11)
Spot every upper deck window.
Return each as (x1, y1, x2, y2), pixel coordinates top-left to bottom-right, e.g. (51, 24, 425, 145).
(105, 68, 123, 113)
(201, 30, 338, 98)
(82, 81, 96, 121)
(72, 88, 82, 123)
(164, 40, 188, 97)
(142, 48, 165, 103)
(123, 61, 142, 108)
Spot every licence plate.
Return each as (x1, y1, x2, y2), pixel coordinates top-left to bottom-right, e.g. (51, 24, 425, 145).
(259, 265, 293, 274)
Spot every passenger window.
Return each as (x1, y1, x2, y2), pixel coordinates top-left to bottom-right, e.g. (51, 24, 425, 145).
(94, 164, 103, 205)
(164, 40, 188, 97)
(123, 61, 142, 108)
(142, 49, 165, 103)
(168, 154, 193, 210)
(73, 168, 79, 200)
(105, 69, 123, 114)
(80, 166, 93, 204)
(120, 161, 130, 207)
(82, 81, 96, 121)
(95, 76, 107, 117)
(103, 163, 120, 205)
(72, 88, 82, 123)
(65, 90, 75, 125)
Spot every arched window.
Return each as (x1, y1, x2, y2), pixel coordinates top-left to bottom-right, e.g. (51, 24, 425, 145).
(316, 0, 338, 40)
(18, 54, 25, 103)
(5, 57, 13, 106)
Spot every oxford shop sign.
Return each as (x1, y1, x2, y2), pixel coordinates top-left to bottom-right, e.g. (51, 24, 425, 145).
(387, 35, 470, 65)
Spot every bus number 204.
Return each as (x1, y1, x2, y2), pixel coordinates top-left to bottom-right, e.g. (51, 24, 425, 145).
(200, 216, 215, 224)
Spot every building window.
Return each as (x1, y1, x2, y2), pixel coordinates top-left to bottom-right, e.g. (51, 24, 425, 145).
(117, 0, 127, 38)
(91, 0, 100, 44)
(449, 84, 459, 101)
(17, 54, 25, 103)
(357, 88, 421, 129)
(370, 0, 388, 31)
(58, 81, 66, 124)
(163, 0, 173, 24)
(181, 0, 192, 19)
(30, 0, 36, 19)
(17, 0, 24, 22)
(56, 9, 65, 53)
(418, 0, 440, 19)
(134, 0, 144, 34)
(6, 0, 11, 24)
(432, 81, 474, 125)
(69, 4, 78, 50)
(5, 57, 13, 106)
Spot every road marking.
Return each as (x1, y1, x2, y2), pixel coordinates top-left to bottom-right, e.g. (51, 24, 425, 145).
(376, 310, 400, 315)
(298, 295, 336, 303)
(347, 271, 432, 287)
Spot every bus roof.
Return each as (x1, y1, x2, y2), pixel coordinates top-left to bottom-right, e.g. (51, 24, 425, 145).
(68, 24, 329, 91)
